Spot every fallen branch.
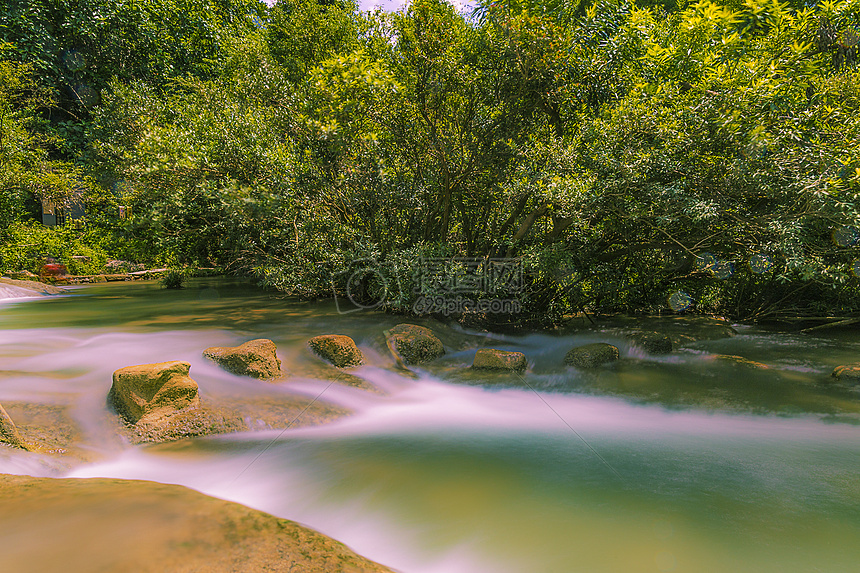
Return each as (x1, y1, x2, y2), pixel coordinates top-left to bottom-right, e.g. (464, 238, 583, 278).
(800, 317, 860, 333)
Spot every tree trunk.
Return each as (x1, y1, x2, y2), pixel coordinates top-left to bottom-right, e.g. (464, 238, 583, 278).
(545, 215, 575, 243)
(506, 202, 549, 258)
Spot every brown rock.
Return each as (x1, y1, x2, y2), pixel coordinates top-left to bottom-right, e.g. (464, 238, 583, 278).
(384, 324, 445, 365)
(471, 349, 527, 372)
(203, 339, 282, 379)
(108, 361, 200, 426)
(308, 335, 364, 367)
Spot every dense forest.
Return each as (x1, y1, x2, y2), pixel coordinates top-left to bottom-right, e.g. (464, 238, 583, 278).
(2, 0, 860, 322)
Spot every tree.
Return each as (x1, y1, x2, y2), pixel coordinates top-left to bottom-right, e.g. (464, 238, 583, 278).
(0, 0, 264, 125)
(266, 0, 359, 85)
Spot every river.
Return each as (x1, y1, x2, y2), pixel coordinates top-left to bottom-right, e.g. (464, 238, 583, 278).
(1, 278, 859, 572)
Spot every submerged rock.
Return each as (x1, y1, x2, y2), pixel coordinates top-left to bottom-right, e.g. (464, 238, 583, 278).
(384, 324, 445, 365)
(203, 339, 282, 379)
(831, 364, 860, 383)
(629, 331, 673, 354)
(471, 349, 527, 372)
(0, 401, 89, 461)
(108, 361, 200, 426)
(564, 343, 620, 368)
(568, 316, 737, 347)
(215, 395, 351, 430)
(711, 354, 770, 369)
(131, 407, 245, 444)
(0, 403, 28, 450)
(308, 335, 364, 367)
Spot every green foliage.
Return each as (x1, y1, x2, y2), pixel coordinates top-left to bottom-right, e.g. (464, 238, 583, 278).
(0, 221, 110, 275)
(161, 267, 189, 289)
(5, 0, 860, 321)
(0, 59, 90, 231)
(0, 0, 264, 119)
(267, 0, 359, 85)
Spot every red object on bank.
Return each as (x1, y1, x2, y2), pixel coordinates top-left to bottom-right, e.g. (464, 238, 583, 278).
(40, 263, 68, 277)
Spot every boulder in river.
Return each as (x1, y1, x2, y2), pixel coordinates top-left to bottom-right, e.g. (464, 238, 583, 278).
(108, 361, 251, 444)
(0, 403, 28, 450)
(629, 331, 673, 354)
(308, 335, 364, 367)
(203, 339, 282, 379)
(471, 349, 527, 372)
(564, 343, 620, 368)
(831, 364, 860, 384)
(384, 324, 445, 365)
(108, 361, 200, 426)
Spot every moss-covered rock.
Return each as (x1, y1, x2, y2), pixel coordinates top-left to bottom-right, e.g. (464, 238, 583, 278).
(630, 332, 673, 354)
(203, 339, 282, 379)
(308, 335, 364, 367)
(108, 361, 200, 426)
(832, 364, 860, 383)
(564, 343, 620, 368)
(384, 324, 445, 365)
(0, 403, 28, 450)
(471, 349, 527, 372)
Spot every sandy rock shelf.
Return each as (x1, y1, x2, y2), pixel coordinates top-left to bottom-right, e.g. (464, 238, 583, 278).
(0, 474, 395, 573)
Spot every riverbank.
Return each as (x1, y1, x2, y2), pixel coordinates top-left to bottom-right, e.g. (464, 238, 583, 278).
(2, 267, 222, 285)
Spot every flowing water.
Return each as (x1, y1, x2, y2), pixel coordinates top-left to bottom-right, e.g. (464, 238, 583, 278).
(1, 279, 860, 572)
